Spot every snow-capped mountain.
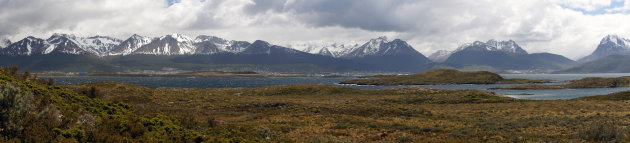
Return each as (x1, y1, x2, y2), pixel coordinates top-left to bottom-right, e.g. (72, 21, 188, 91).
(342, 36, 389, 58)
(240, 40, 301, 55)
(78, 36, 122, 56)
(0, 33, 270, 56)
(0, 36, 48, 55)
(454, 39, 527, 55)
(108, 34, 152, 56)
(444, 39, 575, 70)
(428, 50, 451, 62)
(133, 34, 196, 55)
(45, 33, 89, 55)
(299, 43, 358, 58)
(194, 35, 250, 54)
(579, 34, 630, 62)
(0, 38, 10, 48)
(297, 36, 425, 59)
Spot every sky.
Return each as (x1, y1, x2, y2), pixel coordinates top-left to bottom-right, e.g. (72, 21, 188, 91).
(1, 0, 630, 60)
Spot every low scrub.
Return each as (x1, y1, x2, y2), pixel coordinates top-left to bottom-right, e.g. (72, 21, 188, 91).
(341, 69, 547, 85)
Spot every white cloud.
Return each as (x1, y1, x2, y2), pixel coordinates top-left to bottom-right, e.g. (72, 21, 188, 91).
(1, 0, 630, 60)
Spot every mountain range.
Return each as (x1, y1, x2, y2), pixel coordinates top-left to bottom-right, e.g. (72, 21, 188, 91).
(425, 40, 575, 72)
(0, 34, 432, 72)
(7, 33, 622, 73)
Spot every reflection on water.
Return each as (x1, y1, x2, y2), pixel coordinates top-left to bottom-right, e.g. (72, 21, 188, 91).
(46, 73, 630, 100)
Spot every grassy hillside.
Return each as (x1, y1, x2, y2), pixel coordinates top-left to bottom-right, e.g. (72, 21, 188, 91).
(576, 91, 630, 101)
(341, 69, 548, 85)
(0, 67, 202, 142)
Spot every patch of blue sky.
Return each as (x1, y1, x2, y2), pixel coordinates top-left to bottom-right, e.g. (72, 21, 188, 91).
(166, 0, 207, 6)
(561, 0, 627, 15)
(167, 0, 181, 6)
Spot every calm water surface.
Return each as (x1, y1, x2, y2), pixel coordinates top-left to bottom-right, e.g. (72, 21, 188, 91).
(47, 73, 630, 100)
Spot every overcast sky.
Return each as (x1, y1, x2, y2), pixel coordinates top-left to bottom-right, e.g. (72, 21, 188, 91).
(1, 0, 630, 60)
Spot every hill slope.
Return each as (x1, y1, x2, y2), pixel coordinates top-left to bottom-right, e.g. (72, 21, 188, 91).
(557, 54, 630, 73)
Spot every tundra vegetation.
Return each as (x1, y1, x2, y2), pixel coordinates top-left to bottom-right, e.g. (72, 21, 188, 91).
(340, 69, 549, 85)
(492, 76, 630, 90)
(1, 66, 630, 142)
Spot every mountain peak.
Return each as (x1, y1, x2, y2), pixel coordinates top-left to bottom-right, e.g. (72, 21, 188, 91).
(600, 34, 627, 46)
(428, 50, 451, 62)
(580, 34, 630, 62)
(252, 40, 271, 47)
(130, 34, 143, 38)
(458, 39, 527, 55)
(163, 33, 192, 42)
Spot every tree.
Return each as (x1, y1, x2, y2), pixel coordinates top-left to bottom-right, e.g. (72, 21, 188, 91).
(47, 78, 55, 86)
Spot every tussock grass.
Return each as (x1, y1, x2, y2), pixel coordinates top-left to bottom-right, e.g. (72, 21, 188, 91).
(341, 69, 547, 85)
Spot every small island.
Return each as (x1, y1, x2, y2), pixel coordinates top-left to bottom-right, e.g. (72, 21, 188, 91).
(491, 76, 630, 90)
(340, 69, 548, 85)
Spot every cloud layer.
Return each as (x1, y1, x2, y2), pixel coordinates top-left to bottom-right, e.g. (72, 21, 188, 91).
(2, 0, 630, 59)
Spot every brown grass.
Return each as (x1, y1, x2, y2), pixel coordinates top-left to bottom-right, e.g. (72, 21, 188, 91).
(341, 69, 548, 85)
(60, 81, 630, 142)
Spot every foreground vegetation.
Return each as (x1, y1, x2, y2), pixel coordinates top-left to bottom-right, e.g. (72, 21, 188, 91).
(492, 76, 630, 90)
(4, 66, 630, 142)
(341, 69, 548, 85)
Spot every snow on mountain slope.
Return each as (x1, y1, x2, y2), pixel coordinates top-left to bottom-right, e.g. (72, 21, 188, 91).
(319, 43, 359, 58)
(194, 35, 250, 54)
(428, 50, 451, 62)
(132, 34, 197, 55)
(454, 39, 527, 55)
(108, 34, 152, 56)
(0, 36, 49, 55)
(45, 34, 88, 54)
(343, 36, 389, 58)
(77, 36, 122, 56)
(580, 34, 630, 62)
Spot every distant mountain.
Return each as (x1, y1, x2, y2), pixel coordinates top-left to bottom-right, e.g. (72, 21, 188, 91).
(170, 40, 377, 72)
(428, 50, 450, 62)
(1, 36, 49, 55)
(46, 34, 90, 55)
(557, 54, 630, 73)
(296, 36, 432, 72)
(8, 34, 583, 73)
(0, 34, 388, 72)
(299, 43, 358, 58)
(346, 38, 431, 71)
(78, 35, 122, 56)
(453, 40, 527, 55)
(108, 34, 152, 56)
(579, 35, 630, 62)
(193, 35, 250, 54)
(444, 40, 574, 71)
(133, 34, 196, 55)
